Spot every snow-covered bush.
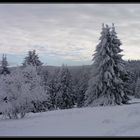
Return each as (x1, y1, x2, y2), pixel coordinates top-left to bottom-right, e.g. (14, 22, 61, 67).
(0, 70, 29, 119)
(21, 66, 48, 113)
(0, 66, 47, 119)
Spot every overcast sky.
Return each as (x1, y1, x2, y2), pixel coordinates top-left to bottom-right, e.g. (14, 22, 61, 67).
(0, 4, 140, 66)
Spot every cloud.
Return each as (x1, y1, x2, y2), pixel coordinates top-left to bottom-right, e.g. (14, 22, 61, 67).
(0, 4, 140, 66)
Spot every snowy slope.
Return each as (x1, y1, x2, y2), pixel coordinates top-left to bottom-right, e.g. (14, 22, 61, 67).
(0, 97, 140, 136)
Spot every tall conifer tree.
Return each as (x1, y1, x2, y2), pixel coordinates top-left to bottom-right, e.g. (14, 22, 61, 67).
(85, 24, 129, 106)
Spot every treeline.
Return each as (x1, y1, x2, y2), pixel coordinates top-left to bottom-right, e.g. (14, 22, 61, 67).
(0, 50, 90, 119)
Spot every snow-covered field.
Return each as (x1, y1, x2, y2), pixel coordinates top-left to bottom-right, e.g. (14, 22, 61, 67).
(0, 97, 140, 136)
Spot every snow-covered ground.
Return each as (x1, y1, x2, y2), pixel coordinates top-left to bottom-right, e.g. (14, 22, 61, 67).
(0, 97, 140, 136)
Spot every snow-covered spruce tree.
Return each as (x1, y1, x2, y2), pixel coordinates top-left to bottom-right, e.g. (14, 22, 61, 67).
(22, 51, 47, 112)
(0, 54, 10, 75)
(75, 66, 90, 108)
(38, 68, 59, 111)
(126, 60, 140, 96)
(22, 50, 43, 67)
(123, 66, 134, 96)
(39, 67, 49, 93)
(56, 65, 75, 109)
(46, 69, 60, 110)
(85, 24, 129, 106)
(134, 77, 140, 98)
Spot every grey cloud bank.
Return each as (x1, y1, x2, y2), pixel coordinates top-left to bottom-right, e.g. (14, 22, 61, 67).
(0, 4, 140, 66)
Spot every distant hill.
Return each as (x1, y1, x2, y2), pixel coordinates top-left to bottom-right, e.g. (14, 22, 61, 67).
(8, 65, 92, 79)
